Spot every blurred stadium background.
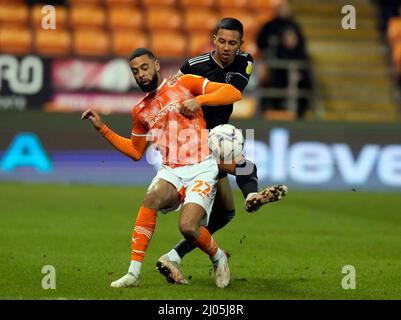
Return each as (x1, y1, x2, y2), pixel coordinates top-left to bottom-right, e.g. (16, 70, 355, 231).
(1, 0, 400, 190)
(1, 0, 401, 299)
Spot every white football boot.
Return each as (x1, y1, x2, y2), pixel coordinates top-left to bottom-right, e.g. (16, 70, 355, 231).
(245, 184, 288, 213)
(156, 254, 188, 284)
(110, 272, 140, 288)
(213, 251, 230, 288)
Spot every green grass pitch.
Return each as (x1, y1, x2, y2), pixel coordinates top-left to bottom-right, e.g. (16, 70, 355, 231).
(0, 182, 400, 300)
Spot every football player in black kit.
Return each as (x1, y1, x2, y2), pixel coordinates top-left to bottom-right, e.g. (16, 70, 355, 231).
(156, 18, 288, 284)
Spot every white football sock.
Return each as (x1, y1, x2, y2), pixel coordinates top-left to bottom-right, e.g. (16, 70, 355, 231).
(167, 249, 182, 264)
(211, 248, 224, 263)
(128, 260, 142, 277)
(246, 192, 258, 201)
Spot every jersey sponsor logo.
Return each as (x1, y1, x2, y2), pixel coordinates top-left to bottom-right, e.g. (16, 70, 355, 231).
(225, 72, 234, 83)
(145, 122, 211, 167)
(246, 61, 253, 75)
(148, 101, 181, 127)
(225, 71, 249, 83)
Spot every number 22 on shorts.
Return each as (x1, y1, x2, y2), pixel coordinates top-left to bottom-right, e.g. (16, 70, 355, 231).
(191, 180, 212, 199)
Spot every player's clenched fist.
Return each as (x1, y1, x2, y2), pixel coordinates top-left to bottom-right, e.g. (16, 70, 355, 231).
(81, 109, 104, 131)
(180, 98, 200, 117)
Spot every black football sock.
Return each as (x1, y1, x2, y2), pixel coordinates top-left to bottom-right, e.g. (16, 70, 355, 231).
(235, 159, 259, 199)
(206, 209, 235, 234)
(174, 239, 196, 260)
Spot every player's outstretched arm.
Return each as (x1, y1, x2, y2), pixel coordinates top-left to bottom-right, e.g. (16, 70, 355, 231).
(81, 108, 104, 130)
(81, 109, 147, 161)
(196, 81, 241, 106)
(180, 76, 241, 115)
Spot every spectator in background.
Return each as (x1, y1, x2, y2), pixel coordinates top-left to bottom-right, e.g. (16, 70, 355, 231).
(386, 3, 401, 83)
(374, 0, 401, 32)
(257, 3, 305, 59)
(256, 2, 312, 119)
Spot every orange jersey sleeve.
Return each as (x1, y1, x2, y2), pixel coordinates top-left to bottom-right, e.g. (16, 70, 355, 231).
(179, 74, 242, 106)
(132, 105, 148, 136)
(98, 113, 148, 161)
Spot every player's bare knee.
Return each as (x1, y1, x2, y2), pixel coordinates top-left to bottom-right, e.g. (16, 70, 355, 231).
(142, 190, 162, 211)
(179, 221, 198, 241)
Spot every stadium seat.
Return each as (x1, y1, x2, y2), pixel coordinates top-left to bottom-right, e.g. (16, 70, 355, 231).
(179, 0, 215, 9)
(257, 11, 276, 28)
(73, 28, 110, 57)
(261, 0, 288, 11)
(108, 6, 144, 30)
(263, 109, 296, 121)
(112, 30, 149, 57)
(105, 0, 139, 6)
(146, 8, 182, 31)
(0, 3, 29, 25)
(70, 5, 106, 29)
(232, 97, 257, 118)
(69, 0, 103, 5)
(0, 25, 31, 54)
(249, 0, 277, 10)
(150, 31, 187, 58)
(183, 9, 219, 33)
(216, 0, 248, 10)
(141, 0, 177, 7)
(188, 33, 213, 56)
(34, 28, 72, 57)
(0, 0, 25, 3)
(31, 5, 68, 29)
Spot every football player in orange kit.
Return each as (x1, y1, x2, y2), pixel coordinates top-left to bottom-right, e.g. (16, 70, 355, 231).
(82, 48, 242, 288)
(157, 18, 288, 285)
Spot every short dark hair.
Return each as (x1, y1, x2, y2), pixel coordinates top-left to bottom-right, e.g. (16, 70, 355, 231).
(216, 18, 244, 39)
(129, 48, 156, 61)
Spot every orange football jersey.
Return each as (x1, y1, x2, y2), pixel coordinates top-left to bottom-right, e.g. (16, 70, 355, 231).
(131, 75, 211, 167)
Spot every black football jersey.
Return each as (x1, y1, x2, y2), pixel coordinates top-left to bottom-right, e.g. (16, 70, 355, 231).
(180, 50, 254, 129)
